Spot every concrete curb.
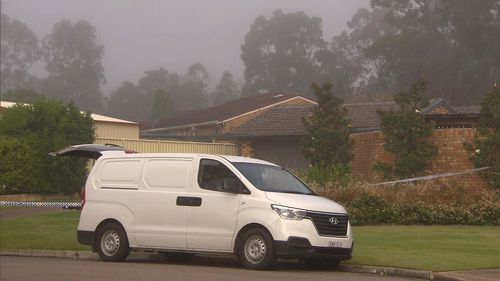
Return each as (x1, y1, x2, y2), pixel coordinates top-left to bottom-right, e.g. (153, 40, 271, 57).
(338, 264, 465, 281)
(1, 250, 465, 281)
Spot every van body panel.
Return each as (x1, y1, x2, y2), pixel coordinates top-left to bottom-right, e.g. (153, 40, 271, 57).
(185, 191, 240, 251)
(77, 200, 136, 245)
(71, 150, 353, 263)
(133, 157, 194, 249)
(185, 156, 241, 251)
(234, 204, 283, 240)
(133, 190, 188, 249)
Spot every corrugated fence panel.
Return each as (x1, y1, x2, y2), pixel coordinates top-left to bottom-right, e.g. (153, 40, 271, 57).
(95, 137, 238, 155)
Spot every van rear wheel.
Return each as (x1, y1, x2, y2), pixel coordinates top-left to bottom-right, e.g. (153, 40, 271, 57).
(96, 222, 130, 262)
(238, 228, 275, 270)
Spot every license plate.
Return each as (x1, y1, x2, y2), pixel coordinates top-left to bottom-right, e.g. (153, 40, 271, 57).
(328, 241, 342, 247)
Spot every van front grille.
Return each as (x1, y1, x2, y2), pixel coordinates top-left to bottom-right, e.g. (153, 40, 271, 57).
(306, 211, 348, 237)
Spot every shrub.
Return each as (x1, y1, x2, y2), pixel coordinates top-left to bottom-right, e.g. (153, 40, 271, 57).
(300, 164, 351, 190)
(310, 178, 500, 226)
(375, 79, 437, 179)
(0, 97, 95, 194)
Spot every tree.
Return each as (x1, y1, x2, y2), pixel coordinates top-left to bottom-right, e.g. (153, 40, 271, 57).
(466, 84, 500, 187)
(169, 63, 208, 111)
(42, 19, 105, 111)
(0, 13, 41, 94)
(0, 95, 95, 194)
(212, 71, 239, 105)
(137, 67, 171, 122)
(344, 0, 500, 104)
(2, 88, 43, 103)
(107, 81, 146, 122)
(187, 63, 209, 89)
(241, 10, 326, 96)
(150, 89, 172, 126)
(375, 79, 437, 178)
(302, 82, 352, 167)
(320, 7, 397, 100)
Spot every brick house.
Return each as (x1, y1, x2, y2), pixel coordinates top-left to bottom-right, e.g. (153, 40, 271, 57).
(141, 93, 482, 185)
(141, 92, 317, 169)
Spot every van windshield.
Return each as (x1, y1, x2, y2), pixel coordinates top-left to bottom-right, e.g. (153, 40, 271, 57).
(232, 162, 315, 195)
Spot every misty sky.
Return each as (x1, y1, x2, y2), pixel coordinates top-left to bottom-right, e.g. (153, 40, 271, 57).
(3, 0, 369, 93)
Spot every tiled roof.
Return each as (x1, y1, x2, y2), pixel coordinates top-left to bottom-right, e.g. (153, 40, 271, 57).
(421, 98, 457, 114)
(154, 92, 312, 128)
(146, 93, 480, 137)
(453, 105, 481, 114)
(228, 104, 315, 137)
(345, 102, 397, 132)
(229, 102, 399, 137)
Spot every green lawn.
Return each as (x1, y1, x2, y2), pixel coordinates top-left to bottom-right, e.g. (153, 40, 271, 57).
(348, 225, 500, 271)
(0, 211, 87, 251)
(1, 212, 499, 271)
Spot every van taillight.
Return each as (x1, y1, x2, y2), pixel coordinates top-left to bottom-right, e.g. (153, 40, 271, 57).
(81, 187, 86, 209)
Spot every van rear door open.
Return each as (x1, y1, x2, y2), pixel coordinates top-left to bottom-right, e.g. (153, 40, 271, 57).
(50, 144, 129, 160)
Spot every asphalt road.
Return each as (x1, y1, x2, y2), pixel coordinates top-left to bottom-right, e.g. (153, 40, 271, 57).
(0, 256, 423, 281)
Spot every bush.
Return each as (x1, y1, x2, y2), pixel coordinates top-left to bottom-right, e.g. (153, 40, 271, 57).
(300, 164, 351, 190)
(0, 97, 94, 194)
(310, 179, 500, 226)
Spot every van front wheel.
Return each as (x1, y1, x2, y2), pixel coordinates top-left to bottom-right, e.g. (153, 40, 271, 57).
(238, 228, 275, 270)
(96, 223, 130, 262)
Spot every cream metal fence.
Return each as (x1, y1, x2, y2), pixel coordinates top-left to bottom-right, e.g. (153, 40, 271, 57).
(95, 137, 238, 155)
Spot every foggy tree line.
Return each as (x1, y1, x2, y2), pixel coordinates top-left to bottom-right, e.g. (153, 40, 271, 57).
(2, 0, 499, 124)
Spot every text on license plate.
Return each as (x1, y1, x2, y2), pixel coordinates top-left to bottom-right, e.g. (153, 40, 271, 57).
(328, 241, 343, 247)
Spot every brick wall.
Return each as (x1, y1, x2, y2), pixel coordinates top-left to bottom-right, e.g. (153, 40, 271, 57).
(350, 128, 486, 186)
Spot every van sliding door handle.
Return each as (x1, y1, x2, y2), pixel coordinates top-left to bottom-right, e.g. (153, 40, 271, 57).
(176, 196, 202, 207)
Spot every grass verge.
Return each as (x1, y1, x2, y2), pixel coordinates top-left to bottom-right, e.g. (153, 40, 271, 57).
(0, 211, 87, 251)
(348, 225, 500, 271)
(1, 212, 499, 271)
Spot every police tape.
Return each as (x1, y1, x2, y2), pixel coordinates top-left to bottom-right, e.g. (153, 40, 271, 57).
(0, 201, 81, 209)
(370, 166, 491, 186)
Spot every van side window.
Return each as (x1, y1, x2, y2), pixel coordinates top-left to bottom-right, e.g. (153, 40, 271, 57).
(198, 159, 245, 193)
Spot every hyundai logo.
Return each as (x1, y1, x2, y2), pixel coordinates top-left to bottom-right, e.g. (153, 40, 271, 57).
(329, 217, 339, 224)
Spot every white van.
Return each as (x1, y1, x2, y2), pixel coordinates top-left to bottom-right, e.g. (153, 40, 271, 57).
(54, 144, 353, 269)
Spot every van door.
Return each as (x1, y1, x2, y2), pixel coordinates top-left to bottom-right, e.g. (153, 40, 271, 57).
(133, 157, 194, 250)
(185, 158, 246, 252)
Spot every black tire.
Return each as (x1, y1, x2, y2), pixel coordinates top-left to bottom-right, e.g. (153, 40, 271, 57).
(162, 252, 195, 263)
(96, 222, 130, 262)
(305, 258, 340, 270)
(238, 228, 275, 270)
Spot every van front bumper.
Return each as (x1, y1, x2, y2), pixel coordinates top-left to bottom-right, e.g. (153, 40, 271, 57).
(275, 237, 352, 260)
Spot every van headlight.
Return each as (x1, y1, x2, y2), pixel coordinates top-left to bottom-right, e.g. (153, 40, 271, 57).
(271, 204, 306, 220)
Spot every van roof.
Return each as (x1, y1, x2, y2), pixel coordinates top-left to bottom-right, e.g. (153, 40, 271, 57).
(221, 155, 278, 166)
(99, 152, 279, 167)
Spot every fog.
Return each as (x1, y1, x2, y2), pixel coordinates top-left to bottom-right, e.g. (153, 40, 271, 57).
(2, 0, 369, 92)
